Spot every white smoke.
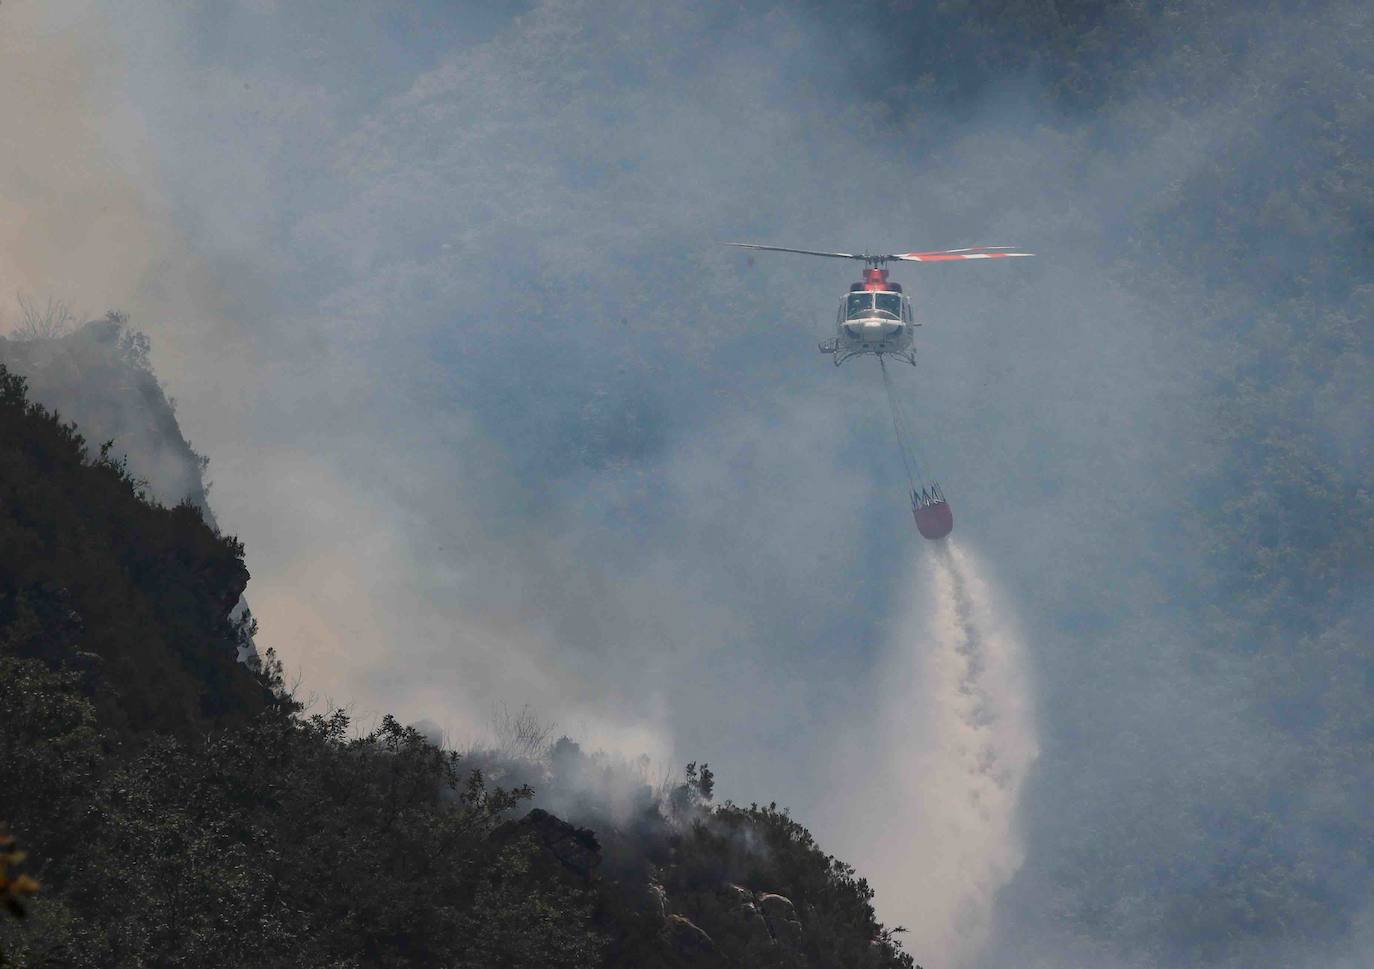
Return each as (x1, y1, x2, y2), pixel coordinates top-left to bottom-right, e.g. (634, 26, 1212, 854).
(856, 541, 1038, 968)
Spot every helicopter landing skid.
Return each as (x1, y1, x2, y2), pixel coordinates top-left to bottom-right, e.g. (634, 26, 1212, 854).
(819, 338, 916, 367)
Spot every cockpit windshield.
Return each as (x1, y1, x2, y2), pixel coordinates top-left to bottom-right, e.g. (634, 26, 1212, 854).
(846, 291, 904, 320)
(846, 293, 872, 319)
(874, 293, 903, 318)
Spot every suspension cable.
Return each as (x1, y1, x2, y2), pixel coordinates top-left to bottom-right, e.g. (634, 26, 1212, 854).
(878, 354, 922, 492)
(892, 369, 931, 482)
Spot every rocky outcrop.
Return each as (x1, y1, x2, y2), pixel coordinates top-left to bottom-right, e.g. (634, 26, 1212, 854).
(758, 892, 804, 950)
(663, 914, 715, 960)
(646, 880, 668, 921)
(709, 884, 807, 954)
(724, 883, 773, 946)
(639, 881, 814, 963)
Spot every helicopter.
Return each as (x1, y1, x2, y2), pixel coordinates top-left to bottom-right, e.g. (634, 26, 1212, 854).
(725, 243, 1031, 366)
(726, 242, 1033, 539)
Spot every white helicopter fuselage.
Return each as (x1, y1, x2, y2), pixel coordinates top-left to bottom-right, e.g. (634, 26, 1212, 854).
(820, 284, 919, 365)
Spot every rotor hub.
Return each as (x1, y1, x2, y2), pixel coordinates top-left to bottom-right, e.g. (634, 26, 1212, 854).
(861, 267, 890, 291)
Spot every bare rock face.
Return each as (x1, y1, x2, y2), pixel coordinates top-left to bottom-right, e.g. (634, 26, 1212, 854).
(646, 880, 668, 921)
(757, 892, 797, 922)
(664, 914, 716, 960)
(758, 892, 805, 950)
(714, 884, 808, 953)
(723, 883, 773, 946)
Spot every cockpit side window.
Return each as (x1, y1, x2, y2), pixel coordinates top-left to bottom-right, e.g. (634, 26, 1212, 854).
(874, 293, 903, 318)
(846, 293, 873, 319)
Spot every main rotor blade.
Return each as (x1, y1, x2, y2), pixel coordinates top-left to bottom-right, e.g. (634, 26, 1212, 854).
(891, 247, 1033, 261)
(922, 246, 1022, 252)
(727, 242, 1034, 262)
(726, 243, 863, 260)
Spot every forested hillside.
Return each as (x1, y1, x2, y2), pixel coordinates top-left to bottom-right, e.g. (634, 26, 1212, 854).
(0, 362, 914, 967)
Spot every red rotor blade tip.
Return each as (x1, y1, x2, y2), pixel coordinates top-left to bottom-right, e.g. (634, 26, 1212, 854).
(893, 248, 1033, 261)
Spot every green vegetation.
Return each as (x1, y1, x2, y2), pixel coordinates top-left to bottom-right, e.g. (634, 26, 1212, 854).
(0, 362, 912, 966)
(0, 363, 269, 738)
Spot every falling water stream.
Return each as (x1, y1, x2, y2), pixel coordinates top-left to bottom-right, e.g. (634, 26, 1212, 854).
(865, 541, 1038, 968)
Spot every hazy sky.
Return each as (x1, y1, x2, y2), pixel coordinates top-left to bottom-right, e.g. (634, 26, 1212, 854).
(3, 2, 1368, 966)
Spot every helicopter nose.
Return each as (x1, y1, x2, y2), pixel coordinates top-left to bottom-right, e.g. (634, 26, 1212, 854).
(845, 319, 901, 340)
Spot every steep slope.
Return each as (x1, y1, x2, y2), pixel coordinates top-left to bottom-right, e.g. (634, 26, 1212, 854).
(0, 362, 268, 737)
(0, 317, 258, 662)
(0, 361, 916, 968)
